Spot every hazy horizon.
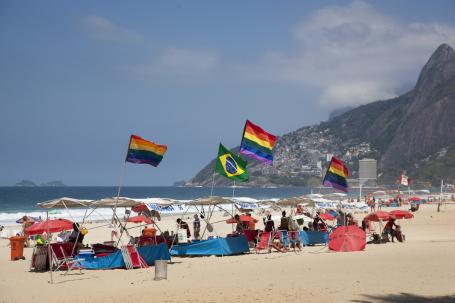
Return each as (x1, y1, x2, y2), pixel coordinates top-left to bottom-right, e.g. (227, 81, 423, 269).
(1, 1, 455, 186)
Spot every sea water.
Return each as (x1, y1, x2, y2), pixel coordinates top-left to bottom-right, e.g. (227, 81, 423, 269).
(0, 186, 313, 226)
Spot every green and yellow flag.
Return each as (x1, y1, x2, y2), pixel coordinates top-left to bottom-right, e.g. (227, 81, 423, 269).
(215, 143, 249, 182)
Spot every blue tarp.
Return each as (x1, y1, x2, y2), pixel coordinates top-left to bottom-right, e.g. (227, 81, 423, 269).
(300, 231, 329, 245)
(80, 243, 171, 270)
(170, 236, 249, 256)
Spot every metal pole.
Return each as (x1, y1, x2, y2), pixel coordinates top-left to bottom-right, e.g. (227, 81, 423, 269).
(46, 211, 53, 284)
(112, 161, 127, 223)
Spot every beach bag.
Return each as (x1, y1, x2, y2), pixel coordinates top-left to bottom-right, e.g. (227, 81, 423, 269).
(177, 229, 188, 243)
(290, 220, 299, 231)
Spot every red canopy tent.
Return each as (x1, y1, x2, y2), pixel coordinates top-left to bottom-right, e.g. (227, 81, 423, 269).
(27, 219, 74, 235)
(127, 215, 153, 224)
(319, 213, 336, 221)
(389, 210, 414, 219)
(226, 215, 258, 224)
(329, 225, 366, 252)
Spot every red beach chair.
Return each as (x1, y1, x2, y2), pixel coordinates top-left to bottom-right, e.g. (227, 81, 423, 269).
(255, 232, 271, 254)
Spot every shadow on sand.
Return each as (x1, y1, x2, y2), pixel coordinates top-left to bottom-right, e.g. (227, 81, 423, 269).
(352, 293, 455, 303)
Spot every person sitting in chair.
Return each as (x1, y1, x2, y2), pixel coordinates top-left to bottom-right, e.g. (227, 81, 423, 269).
(234, 214, 244, 235)
(383, 218, 398, 242)
(269, 233, 287, 253)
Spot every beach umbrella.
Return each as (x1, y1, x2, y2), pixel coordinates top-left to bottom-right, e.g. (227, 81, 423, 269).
(364, 211, 395, 222)
(131, 203, 161, 221)
(329, 225, 366, 252)
(127, 215, 153, 224)
(389, 210, 414, 219)
(408, 197, 422, 202)
(27, 218, 74, 235)
(16, 216, 39, 224)
(275, 197, 315, 207)
(319, 213, 336, 221)
(187, 196, 234, 206)
(226, 215, 258, 224)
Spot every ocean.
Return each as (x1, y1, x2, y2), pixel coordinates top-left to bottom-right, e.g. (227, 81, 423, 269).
(0, 186, 314, 226)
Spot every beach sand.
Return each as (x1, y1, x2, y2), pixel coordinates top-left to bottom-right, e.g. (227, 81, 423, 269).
(1, 204, 455, 303)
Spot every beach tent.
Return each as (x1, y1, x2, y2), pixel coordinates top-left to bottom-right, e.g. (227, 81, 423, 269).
(329, 225, 366, 252)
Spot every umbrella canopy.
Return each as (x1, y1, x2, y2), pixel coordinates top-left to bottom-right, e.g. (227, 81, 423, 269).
(226, 215, 258, 224)
(16, 216, 39, 224)
(186, 196, 234, 206)
(319, 213, 336, 221)
(329, 225, 366, 252)
(408, 197, 422, 202)
(364, 211, 395, 222)
(131, 203, 161, 221)
(37, 197, 92, 209)
(275, 197, 315, 207)
(27, 219, 74, 235)
(389, 210, 414, 219)
(127, 215, 153, 224)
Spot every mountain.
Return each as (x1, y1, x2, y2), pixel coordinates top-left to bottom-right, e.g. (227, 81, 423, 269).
(15, 179, 37, 187)
(188, 44, 455, 187)
(40, 181, 66, 187)
(328, 106, 354, 121)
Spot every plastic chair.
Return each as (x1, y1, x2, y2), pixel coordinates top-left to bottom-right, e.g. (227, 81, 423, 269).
(255, 232, 271, 253)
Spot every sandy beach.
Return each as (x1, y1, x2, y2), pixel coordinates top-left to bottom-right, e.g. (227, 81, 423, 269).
(1, 204, 455, 303)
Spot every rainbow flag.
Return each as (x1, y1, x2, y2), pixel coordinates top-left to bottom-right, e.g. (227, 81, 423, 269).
(322, 156, 349, 192)
(240, 120, 276, 165)
(125, 135, 167, 167)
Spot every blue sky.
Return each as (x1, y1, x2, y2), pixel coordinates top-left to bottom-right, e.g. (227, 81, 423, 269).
(1, 1, 455, 186)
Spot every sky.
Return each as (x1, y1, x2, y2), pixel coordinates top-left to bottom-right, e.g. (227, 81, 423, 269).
(1, 0, 455, 186)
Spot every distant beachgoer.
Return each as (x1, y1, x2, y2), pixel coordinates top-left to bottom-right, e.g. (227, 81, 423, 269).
(264, 214, 275, 232)
(234, 214, 244, 235)
(278, 211, 289, 231)
(312, 213, 324, 231)
(193, 214, 201, 240)
(337, 209, 346, 226)
(21, 216, 34, 247)
(176, 218, 191, 238)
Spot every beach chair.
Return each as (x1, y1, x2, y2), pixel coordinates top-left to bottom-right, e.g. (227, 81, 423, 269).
(278, 230, 289, 248)
(121, 245, 148, 269)
(50, 243, 84, 275)
(255, 232, 271, 254)
(288, 231, 301, 250)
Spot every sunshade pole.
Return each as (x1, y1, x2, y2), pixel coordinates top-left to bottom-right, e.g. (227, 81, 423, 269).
(209, 170, 216, 198)
(46, 210, 53, 284)
(112, 161, 127, 224)
(231, 181, 236, 232)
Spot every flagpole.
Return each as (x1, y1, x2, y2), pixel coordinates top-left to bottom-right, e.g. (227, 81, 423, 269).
(231, 180, 236, 232)
(113, 135, 133, 223)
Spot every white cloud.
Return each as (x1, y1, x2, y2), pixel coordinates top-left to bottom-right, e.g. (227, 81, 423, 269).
(81, 15, 144, 43)
(245, 1, 455, 108)
(134, 47, 220, 78)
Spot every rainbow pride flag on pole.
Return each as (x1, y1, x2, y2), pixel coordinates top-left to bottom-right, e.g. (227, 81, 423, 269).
(125, 135, 167, 167)
(240, 120, 276, 165)
(322, 156, 349, 192)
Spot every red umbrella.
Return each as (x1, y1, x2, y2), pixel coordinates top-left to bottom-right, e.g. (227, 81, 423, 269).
(408, 197, 422, 202)
(226, 215, 258, 224)
(329, 225, 366, 252)
(364, 211, 395, 222)
(127, 215, 153, 224)
(27, 219, 74, 235)
(319, 213, 336, 221)
(389, 210, 414, 219)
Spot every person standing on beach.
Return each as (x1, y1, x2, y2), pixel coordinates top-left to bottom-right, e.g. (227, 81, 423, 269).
(21, 216, 34, 247)
(193, 214, 201, 240)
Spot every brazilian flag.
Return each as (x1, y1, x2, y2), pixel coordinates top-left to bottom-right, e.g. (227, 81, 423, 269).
(215, 143, 249, 182)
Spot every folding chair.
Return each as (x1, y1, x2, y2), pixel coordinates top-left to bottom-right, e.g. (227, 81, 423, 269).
(255, 232, 271, 254)
(50, 243, 84, 275)
(278, 230, 289, 248)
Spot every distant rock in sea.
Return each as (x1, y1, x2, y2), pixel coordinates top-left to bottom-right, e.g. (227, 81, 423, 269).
(40, 181, 67, 187)
(15, 179, 37, 187)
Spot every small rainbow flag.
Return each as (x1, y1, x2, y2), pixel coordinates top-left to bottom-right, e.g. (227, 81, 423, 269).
(125, 135, 167, 167)
(323, 156, 349, 192)
(240, 120, 276, 165)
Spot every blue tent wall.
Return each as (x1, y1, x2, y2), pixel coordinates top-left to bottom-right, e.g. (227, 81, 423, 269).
(170, 236, 249, 256)
(299, 231, 329, 245)
(80, 243, 170, 270)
